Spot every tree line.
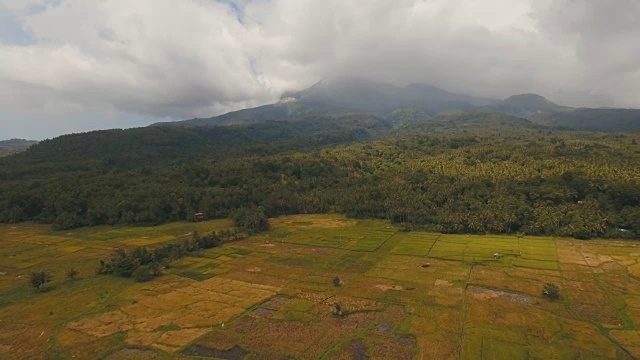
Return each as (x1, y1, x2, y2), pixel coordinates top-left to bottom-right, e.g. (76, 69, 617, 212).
(97, 228, 241, 282)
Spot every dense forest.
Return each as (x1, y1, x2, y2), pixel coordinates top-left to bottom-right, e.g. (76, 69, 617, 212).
(1, 111, 639, 239)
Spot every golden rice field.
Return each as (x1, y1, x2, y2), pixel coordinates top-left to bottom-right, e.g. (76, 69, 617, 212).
(1, 214, 640, 359)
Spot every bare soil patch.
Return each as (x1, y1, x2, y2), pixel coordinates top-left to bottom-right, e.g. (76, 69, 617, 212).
(243, 318, 324, 355)
(376, 305, 406, 334)
(367, 334, 416, 360)
(375, 284, 404, 291)
(260, 295, 290, 310)
(468, 286, 536, 305)
(349, 339, 369, 360)
(229, 315, 261, 334)
(252, 307, 276, 316)
(376, 320, 393, 334)
(435, 279, 452, 287)
(274, 215, 357, 230)
(329, 339, 369, 360)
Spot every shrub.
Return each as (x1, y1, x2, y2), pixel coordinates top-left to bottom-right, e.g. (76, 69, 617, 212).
(30, 271, 52, 292)
(543, 283, 560, 300)
(573, 230, 593, 240)
(331, 303, 342, 317)
(133, 265, 153, 282)
(66, 268, 79, 281)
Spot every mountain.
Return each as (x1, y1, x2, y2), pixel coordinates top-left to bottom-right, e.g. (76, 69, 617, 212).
(152, 77, 640, 132)
(0, 139, 38, 157)
(483, 93, 569, 122)
(152, 77, 499, 128)
(284, 77, 498, 113)
(502, 94, 562, 111)
(495, 94, 568, 115)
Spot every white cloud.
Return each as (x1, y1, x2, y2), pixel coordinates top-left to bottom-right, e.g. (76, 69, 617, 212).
(0, 0, 47, 11)
(1, 0, 639, 138)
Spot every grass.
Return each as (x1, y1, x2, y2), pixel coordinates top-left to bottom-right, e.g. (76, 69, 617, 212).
(169, 269, 215, 281)
(1, 214, 639, 359)
(60, 219, 234, 243)
(155, 324, 181, 332)
(269, 217, 396, 251)
(389, 232, 439, 256)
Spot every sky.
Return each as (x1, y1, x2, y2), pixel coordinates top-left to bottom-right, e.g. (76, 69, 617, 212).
(1, 0, 639, 139)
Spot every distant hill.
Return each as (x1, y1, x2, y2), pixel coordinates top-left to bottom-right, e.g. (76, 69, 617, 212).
(488, 94, 569, 117)
(152, 77, 640, 132)
(502, 94, 564, 111)
(0, 139, 38, 157)
(153, 103, 293, 128)
(529, 108, 640, 132)
(486, 94, 640, 132)
(11, 114, 391, 169)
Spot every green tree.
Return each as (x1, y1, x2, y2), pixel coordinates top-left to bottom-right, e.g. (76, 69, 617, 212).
(29, 271, 52, 292)
(111, 248, 140, 277)
(231, 206, 270, 234)
(543, 283, 560, 300)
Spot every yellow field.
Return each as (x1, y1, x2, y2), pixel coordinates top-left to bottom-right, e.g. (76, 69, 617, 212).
(0, 215, 639, 359)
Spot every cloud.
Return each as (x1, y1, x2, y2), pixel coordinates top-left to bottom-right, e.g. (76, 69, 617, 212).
(0, 0, 48, 11)
(2, 0, 273, 117)
(1, 0, 639, 138)
(533, 0, 640, 107)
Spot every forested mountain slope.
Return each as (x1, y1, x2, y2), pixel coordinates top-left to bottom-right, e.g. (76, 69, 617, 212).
(1, 111, 639, 239)
(531, 108, 640, 132)
(5, 114, 389, 176)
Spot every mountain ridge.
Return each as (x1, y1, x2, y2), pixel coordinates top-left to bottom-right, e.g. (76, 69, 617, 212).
(152, 77, 640, 132)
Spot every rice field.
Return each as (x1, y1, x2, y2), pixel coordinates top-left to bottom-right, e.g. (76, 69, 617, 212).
(1, 215, 639, 359)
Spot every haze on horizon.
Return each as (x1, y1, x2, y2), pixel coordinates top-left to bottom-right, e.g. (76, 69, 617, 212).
(1, 0, 639, 139)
